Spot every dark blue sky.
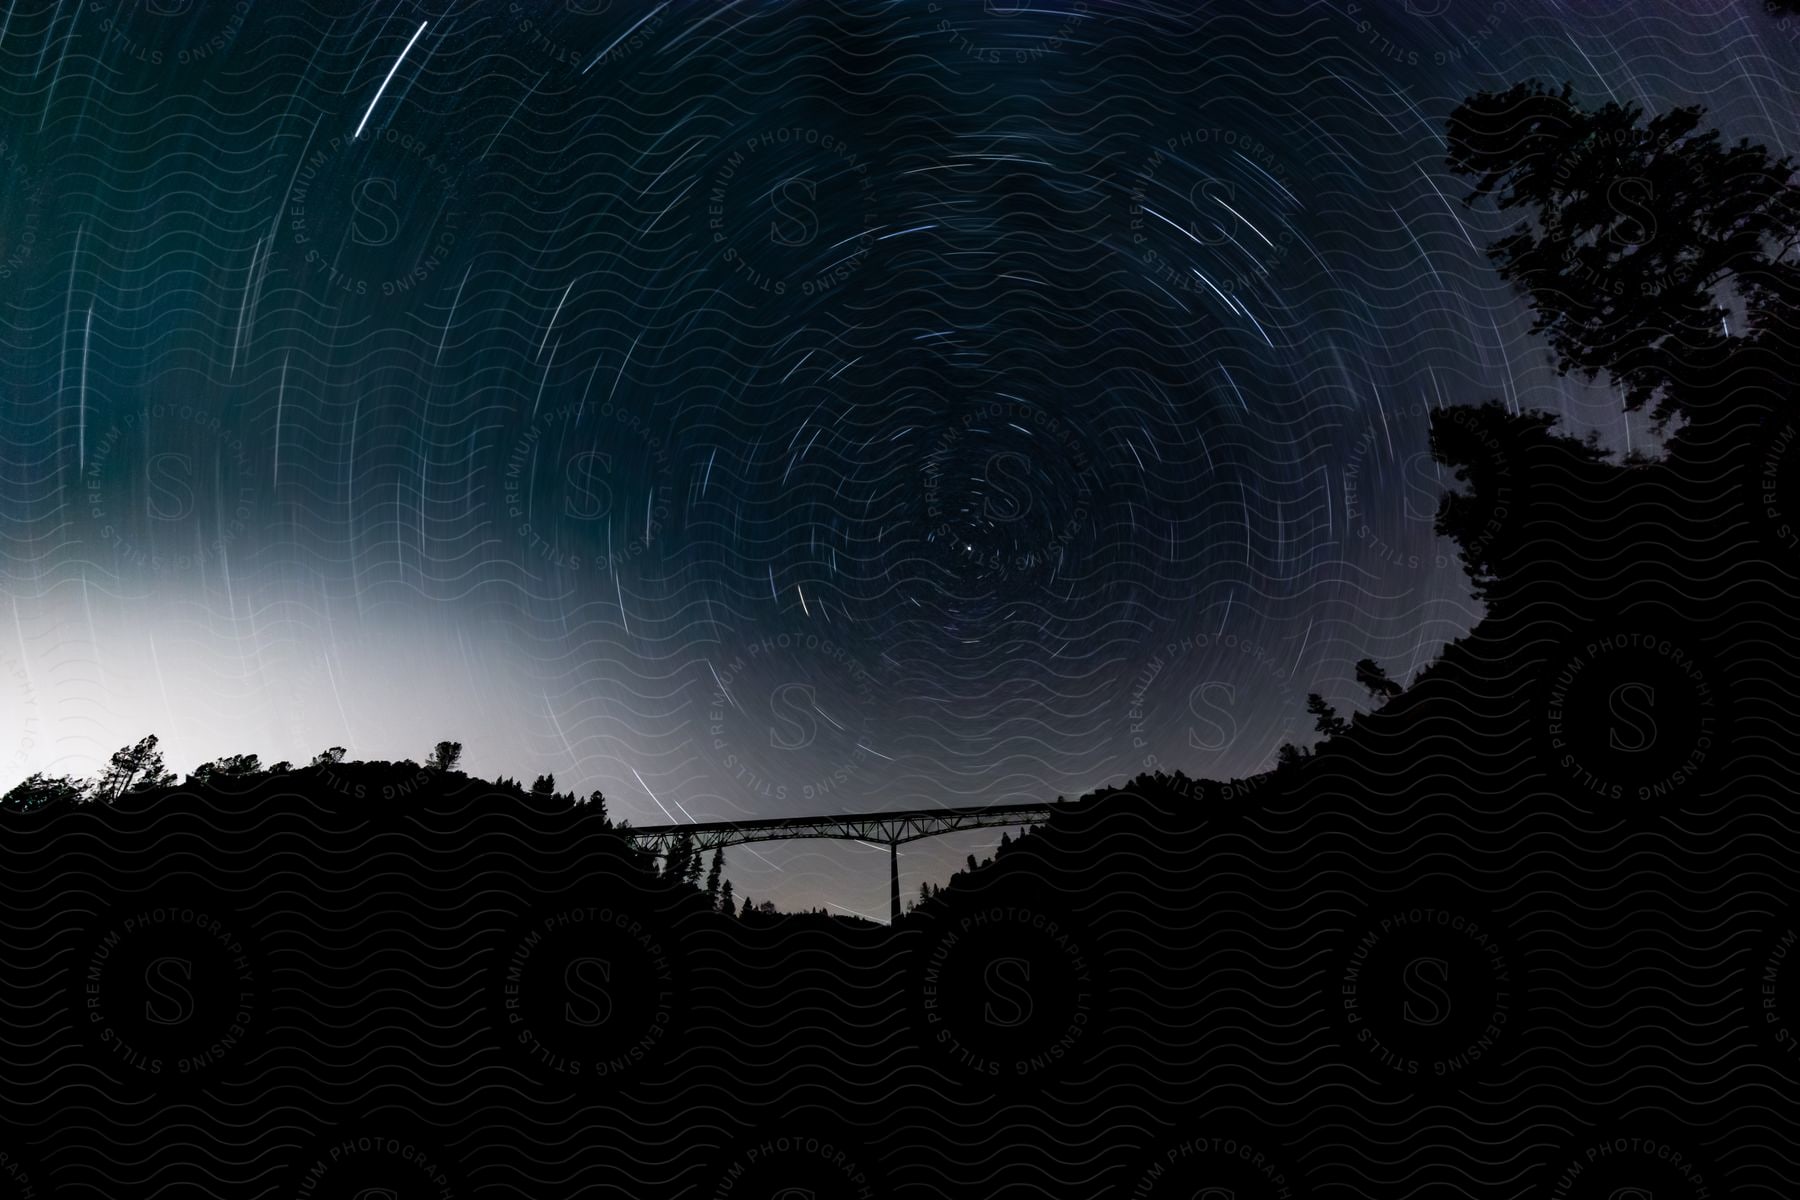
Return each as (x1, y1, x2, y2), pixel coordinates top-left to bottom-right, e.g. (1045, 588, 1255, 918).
(2, 0, 1791, 913)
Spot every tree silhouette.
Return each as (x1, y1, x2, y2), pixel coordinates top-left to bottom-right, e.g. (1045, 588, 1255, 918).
(583, 788, 609, 823)
(1306, 694, 1348, 738)
(310, 746, 347, 766)
(189, 753, 263, 786)
(1354, 658, 1403, 702)
(1446, 81, 1800, 423)
(664, 831, 695, 883)
(91, 735, 175, 803)
(1431, 403, 1607, 597)
(718, 878, 734, 914)
(531, 773, 556, 795)
(1, 772, 86, 810)
(427, 741, 463, 772)
(740, 894, 754, 918)
(704, 847, 724, 901)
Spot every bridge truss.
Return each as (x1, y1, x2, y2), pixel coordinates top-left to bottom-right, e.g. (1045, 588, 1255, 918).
(625, 802, 1058, 921)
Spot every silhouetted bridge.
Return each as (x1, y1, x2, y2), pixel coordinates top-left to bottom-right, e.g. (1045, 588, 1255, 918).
(626, 803, 1058, 921)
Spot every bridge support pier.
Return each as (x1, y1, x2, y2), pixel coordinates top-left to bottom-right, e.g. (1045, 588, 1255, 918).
(625, 803, 1058, 923)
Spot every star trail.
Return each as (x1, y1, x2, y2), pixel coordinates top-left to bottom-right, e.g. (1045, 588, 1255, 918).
(2, 0, 1793, 913)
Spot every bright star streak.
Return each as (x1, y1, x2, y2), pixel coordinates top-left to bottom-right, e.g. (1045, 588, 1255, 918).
(353, 20, 427, 141)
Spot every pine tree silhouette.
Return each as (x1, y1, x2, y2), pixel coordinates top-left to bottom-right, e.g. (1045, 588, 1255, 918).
(91, 735, 176, 803)
(704, 847, 724, 901)
(1305, 694, 1348, 738)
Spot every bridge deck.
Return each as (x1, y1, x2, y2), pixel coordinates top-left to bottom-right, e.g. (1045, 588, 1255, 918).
(625, 802, 1060, 921)
(625, 801, 1057, 850)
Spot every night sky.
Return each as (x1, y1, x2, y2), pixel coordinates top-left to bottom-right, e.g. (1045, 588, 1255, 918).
(1, 0, 1789, 914)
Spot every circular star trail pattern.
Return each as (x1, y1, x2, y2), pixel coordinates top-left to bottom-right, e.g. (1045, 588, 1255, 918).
(1, 0, 1795, 911)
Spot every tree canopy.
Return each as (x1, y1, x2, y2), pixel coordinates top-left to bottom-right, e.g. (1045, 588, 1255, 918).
(91, 735, 176, 804)
(1354, 658, 1403, 702)
(1, 772, 85, 810)
(428, 740, 463, 772)
(1447, 81, 1800, 424)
